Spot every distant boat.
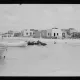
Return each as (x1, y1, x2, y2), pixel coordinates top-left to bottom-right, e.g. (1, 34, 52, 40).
(0, 41, 27, 47)
(0, 43, 8, 59)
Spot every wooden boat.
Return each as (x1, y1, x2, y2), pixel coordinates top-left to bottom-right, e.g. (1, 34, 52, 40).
(27, 41, 35, 45)
(0, 41, 27, 47)
(35, 40, 47, 46)
(0, 43, 8, 59)
(27, 40, 47, 46)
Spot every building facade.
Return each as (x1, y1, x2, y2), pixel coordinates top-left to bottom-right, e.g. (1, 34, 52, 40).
(51, 28, 62, 39)
(68, 28, 78, 39)
(40, 30, 47, 38)
(13, 31, 22, 37)
(2, 30, 14, 37)
(61, 29, 68, 39)
(21, 29, 30, 37)
(46, 29, 52, 39)
(33, 30, 41, 38)
(2, 32, 14, 37)
(30, 29, 35, 37)
(21, 29, 34, 37)
(61, 28, 77, 39)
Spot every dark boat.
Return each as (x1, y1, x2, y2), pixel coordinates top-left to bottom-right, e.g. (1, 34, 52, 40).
(36, 40, 47, 46)
(40, 42, 47, 46)
(27, 41, 35, 45)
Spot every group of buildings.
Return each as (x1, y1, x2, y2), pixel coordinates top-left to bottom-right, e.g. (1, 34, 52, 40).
(0, 27, 79, 39)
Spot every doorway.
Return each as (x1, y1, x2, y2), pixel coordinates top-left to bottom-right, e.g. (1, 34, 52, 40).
(54, 33, 55, 37)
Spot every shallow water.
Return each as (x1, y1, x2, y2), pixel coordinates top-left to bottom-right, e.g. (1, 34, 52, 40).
(0, 42, 80, 76)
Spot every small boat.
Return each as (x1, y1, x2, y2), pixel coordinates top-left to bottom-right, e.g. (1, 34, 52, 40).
(0, 43, 8, 59)
(27, 41, 35, 45)
(27, 40, 47, 46)
(0, 41, 27, 47)
(35, 40, 47, 46)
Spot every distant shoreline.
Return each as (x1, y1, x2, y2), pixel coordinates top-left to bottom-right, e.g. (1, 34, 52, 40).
(1, 37, 80, 40)
(0, 37, 80, 43)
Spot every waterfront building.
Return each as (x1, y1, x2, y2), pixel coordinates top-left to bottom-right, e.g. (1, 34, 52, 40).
(21, 29, 27, 37)
(46, 29, 52, 39)
(21, 29, 34, 37)
(30, 29, 35, 37)
(40, 30, 47, 38)
(51, 27, 62, 39)
(61, 28, 77, 39)
(2, 32, 14, 37)
(8, 30, 14, 37)
(33, 30, 41, 38)
(13, 31, 22, 37)
(68, 28, 78, 39)
(61, 29, 69, 39)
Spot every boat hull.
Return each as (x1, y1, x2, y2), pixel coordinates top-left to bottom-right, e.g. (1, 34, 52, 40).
(0, 41, 27, 47)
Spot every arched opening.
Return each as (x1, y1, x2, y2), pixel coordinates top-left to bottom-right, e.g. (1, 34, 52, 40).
(48, 33, 49, 36)
(26, 33, 28, 35)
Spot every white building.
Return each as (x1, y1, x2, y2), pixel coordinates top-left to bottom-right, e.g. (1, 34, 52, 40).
(21, 29, 34, 37)
(52, 28, 62, 39)
(2, 32, 14, 37)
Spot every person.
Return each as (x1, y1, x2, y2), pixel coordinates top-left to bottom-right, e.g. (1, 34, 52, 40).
(54, 41, 56, 44)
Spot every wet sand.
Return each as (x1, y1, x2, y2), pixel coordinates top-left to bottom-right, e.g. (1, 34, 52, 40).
(0, 41, 80, 76)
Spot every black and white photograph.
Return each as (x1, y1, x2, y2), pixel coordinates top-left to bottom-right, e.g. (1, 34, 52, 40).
(0, 4, 80, 76)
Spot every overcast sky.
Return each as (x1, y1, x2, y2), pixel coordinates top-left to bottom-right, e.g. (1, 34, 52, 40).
(0, 4, 80, 32)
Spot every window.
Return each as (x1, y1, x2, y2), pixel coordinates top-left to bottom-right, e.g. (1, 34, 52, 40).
(57, 33, 58, 36)
(54, 33, 55, 37)
(26, 33, 28, 35)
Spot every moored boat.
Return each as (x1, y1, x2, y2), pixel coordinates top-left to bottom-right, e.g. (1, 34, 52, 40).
(0, 41, 27, 47)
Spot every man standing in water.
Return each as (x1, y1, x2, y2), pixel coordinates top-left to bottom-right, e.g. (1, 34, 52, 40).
(54, 41, 56, 44)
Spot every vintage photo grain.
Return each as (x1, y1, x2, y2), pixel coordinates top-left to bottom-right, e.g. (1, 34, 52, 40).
(0, 4, 80, 76)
